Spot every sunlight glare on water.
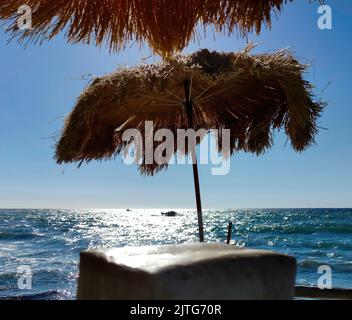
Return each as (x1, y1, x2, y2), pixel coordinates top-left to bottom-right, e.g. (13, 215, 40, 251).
(0, 208, 351, 299)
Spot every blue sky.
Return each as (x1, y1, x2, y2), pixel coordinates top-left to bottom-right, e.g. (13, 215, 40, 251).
(0, 0, 351, 209)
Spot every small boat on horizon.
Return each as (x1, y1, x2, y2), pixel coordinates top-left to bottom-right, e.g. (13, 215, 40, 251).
(161, 211, 178, 217)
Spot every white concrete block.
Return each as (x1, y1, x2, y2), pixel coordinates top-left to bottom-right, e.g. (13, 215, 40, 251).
(77, 243, 296, 300)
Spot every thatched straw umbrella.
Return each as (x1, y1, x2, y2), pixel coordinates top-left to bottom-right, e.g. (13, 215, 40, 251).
(55, 47, 325, 242)
(1, 0, 314, 57)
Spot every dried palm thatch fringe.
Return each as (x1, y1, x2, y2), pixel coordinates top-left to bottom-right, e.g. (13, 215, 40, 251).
(0, 0, 318, 57)
(55, 47, 325, 175)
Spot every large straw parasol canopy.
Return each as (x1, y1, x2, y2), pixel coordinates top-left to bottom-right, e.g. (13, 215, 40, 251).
(56, 46, 325, 242)
(55, 47, 325, 175)
(1, 0, 301, 57)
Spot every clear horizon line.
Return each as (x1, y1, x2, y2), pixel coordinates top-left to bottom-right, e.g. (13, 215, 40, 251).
(1, 207, 351, 210)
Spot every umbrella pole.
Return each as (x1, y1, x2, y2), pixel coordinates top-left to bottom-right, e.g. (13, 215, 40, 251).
(184, 80, 205, 243)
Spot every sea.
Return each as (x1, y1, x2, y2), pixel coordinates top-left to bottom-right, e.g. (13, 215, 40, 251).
(0, 208, 351, 300)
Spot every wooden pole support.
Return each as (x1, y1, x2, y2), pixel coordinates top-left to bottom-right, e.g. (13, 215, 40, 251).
(184, 79, 204, 243)
(227, 222, 233, 244)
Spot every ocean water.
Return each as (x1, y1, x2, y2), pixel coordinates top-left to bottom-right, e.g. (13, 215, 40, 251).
(0, 208, 351, 300)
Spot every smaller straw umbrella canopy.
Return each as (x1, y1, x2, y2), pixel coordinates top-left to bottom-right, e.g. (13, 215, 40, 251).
(55, 47, 325, 241)
(1, 0, 308, 57)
